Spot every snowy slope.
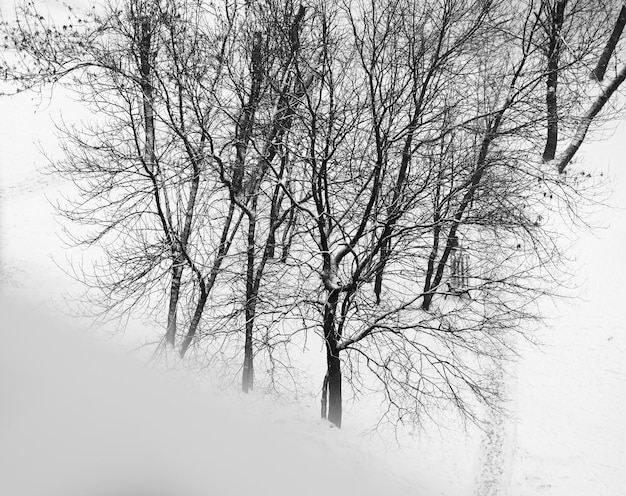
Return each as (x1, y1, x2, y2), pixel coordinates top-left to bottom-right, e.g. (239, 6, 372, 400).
(509, 312, 626, 496)
(505, 145, 626, 496)
(0, 299, 424, 496)
(473, 135, 626, 496)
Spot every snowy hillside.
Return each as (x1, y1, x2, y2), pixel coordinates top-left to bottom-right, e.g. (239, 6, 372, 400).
(506, 142, 626, 495)
(476, 138, 626, 495)
(0, 299, 423, 496)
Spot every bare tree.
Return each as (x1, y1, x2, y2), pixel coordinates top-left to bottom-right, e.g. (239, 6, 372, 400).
(4, 0, 626, 431)
(276, 0, 624, 427)
(1, 0, 242, 358)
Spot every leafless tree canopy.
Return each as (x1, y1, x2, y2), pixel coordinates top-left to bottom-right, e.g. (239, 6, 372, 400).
(2, 0, 625, 427)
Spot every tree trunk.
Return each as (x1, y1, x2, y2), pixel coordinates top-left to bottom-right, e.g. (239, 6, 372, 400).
(280, 208, 297, 263)
(139, 13, 184, 348)
(542, 0, 567, 162)
(423, 110, 507, 305)
(242, 310, 255, 393)
(374, 238, 389, 304)
(591, 3, 626, 82)
(179, 204, 239, 358)
(326, 343, 342, 428)
(321, 373, 329, 419)
(242, 212, 257, 393)
(421, 292, 434, 311)
(165, 259, 183, 347)
(556, 62, 626, 173)
(178, 277, 208, 358)
(421, 223, 441, 311)
(322, 289, 342, 427)
(267, 192, 280, 259)
(234, 31, 263, 193)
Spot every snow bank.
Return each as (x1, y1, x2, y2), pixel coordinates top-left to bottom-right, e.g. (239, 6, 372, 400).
(0, 299, 420, 496)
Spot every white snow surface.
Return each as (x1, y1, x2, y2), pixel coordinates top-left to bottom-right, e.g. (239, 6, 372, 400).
(0, 300, 422, 496)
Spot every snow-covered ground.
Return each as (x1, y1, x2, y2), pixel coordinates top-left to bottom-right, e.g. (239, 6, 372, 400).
(1, 56, 626, 496)
(0, 298, 424, 496)
(506, 145, 626, 495)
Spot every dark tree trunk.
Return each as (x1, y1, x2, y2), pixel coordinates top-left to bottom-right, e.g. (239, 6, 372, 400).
(321, 289, 342, 427)
(179, 204, 238, 358)
(421, 292, 434, 311)
(242, 213, 257, 393)
(591, 4, 626, 82)
(280, 208, 297, 263)
(421, 224, 441, 311)
(234, 31, 263, 193)
(326, 343, 342, 428)
(321, 373, 329, 419)
(374, 237, 390, 304)
(543, 78, 558, 161)
(242, 321, 254, 393)
(139, 17, 154, 170)
(266, 226, 277, 259)
(542, 0, 567, 162)
(165, 258, 183, 347)
(139, 14, 184, 348)
(556, 62, 626, 174)
(178, 277, 208, 358)
(267, 185, 281, 259)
